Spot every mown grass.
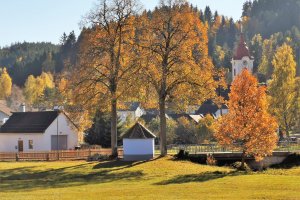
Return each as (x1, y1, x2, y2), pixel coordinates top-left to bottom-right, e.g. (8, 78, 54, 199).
(0, 156, 299, 200)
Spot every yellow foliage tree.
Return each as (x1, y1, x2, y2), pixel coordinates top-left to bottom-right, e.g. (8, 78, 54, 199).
(24, 72, 54, 105)
(0, 68, 12, 99)
(68, 0, 141, 156)
(214, 69, 278, 168)
(139, 1, 219, 155)
(268, 44, 299, 138)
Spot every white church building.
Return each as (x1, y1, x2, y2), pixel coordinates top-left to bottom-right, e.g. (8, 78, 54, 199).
(231, 34, 254, 80)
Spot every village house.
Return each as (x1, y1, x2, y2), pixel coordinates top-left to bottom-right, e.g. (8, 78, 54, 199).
(117, 102, 145, 123)
(0, 109, 82, 152)
(196, 100, 228, 118)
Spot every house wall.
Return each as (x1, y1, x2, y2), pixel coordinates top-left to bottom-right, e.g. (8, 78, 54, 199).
(215, 109, 229, 118)
(0, 113, 80, 152)
(117, 111, 135, 123)
(123, 138, 154, 161)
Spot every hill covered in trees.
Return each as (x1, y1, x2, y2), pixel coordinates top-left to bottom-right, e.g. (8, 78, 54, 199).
(2, 0, 300, 87)
(0, 31, 76, 86)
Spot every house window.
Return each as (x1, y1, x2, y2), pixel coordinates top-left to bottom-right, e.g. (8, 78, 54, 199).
(28, 140, 33, 149)
(234, 69, 236, 76)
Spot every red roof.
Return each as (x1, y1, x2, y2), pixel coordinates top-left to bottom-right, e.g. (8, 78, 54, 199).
(233, 34, 251, 60)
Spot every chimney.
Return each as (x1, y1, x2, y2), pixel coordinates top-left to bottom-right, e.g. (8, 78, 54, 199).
(20, 103, 26, 112)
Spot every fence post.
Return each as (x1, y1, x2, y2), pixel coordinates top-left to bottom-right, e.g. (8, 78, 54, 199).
(16, 153, 19, 161)
(46, 153, 50, 161)
(89, 148, 91, 157)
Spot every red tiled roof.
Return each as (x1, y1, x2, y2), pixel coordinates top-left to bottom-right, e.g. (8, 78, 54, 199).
(233, 34, 251, 60)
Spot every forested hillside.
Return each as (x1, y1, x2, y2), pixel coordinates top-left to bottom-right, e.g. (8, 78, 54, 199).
(0, 31, 76, 86)
(1, 0, 300, 107)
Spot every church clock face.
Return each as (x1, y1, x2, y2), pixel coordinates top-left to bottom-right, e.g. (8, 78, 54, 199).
(243, 60, 248, 66)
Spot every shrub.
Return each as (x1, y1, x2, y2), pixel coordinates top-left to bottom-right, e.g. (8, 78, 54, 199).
(87, 154, 109, 161)
(231, 161, 251, 171)
(175, 149, 189, 160)
(206, 154, 217, 166)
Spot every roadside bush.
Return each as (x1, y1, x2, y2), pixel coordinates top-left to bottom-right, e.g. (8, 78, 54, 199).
(174, 149, 189, 160)
(231, 161, 251, 171)
(206, 154, 217, 166)
(87, 154, 109, 161)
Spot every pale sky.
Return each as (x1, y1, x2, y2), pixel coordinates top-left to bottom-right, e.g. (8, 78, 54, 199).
(0, 0, 247, 47)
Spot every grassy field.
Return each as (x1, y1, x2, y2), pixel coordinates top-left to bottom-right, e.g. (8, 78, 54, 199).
(0, 157, 299, 200)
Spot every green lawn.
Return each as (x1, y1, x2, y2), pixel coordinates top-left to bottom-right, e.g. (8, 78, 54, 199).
(0, 157, 299, 200)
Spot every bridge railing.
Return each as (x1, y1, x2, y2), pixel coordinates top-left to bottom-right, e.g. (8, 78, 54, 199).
(156, 142, 300, 155)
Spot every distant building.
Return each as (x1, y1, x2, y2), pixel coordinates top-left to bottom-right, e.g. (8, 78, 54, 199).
(0, 110, 82, 152)
(196, 100, 228, 118)
(231, 33, 254, 80)
(117, 102, 145, 123)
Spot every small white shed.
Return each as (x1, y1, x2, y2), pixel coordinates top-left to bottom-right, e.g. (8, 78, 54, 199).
(122, 122, 156, 161)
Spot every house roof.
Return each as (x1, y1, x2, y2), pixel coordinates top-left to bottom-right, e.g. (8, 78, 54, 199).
(0, 100, 12, 116)
(196, 100, 228, 116)
(118, 102, 141, 112)
(233, 34, 252, 60)
(122, 122, 156, 139)
(0, 111, 60, 133)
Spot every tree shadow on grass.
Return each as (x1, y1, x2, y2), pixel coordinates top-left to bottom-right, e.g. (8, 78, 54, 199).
(154, 171, 244, 185)
(0, 162, 144, 192)
(93, 156, 162, 171)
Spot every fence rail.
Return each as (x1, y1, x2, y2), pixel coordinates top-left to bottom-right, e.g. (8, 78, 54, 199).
(0, 148, 123, 161)
(156, 142, 300, 155)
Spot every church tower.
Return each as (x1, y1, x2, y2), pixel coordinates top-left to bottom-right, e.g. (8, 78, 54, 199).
(231, 34, 254, 81)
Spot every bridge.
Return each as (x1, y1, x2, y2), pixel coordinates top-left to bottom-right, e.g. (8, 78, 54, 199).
(165, 143, 300, 170)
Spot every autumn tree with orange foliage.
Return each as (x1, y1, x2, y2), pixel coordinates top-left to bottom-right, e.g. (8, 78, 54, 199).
(214, 69, 278, 169)
(138, 1, 220, 155)
(68, 0, 141, 157)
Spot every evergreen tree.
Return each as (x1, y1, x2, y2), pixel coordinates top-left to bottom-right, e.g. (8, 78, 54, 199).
(204, 6, 212, 25)
(85, 110, 124, 147)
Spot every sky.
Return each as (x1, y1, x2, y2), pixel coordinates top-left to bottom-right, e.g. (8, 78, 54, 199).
(0, 0, 247, 47)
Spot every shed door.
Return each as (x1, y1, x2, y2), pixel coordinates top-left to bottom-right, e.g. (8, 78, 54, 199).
(51, 135, 68, 150)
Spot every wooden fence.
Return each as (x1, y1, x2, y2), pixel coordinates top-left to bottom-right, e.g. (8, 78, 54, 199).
(0, 148, 123, 161)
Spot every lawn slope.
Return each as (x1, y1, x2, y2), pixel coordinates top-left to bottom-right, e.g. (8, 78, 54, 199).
(0, 157, 299, 200)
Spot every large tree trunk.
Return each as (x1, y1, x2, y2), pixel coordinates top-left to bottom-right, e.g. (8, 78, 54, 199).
(159, 98, 167, 156)
(111, 98, 118, 158)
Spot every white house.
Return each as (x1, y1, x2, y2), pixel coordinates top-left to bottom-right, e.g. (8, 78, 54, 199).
(0, 110, 82, 152)
(122, 122, 156, 161)
(117, 102, 145, 123)
(0, 100, 12, 126)
(231, 34, 254, 80)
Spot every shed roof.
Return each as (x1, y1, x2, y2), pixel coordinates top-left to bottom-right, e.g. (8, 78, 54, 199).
(122, 122, 156, 139)
(0, 111, 59, 133)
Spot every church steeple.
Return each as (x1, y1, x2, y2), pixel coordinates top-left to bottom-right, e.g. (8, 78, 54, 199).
(231, 30, 254, 81)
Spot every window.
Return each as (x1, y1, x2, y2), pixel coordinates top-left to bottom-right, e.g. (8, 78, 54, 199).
(234, 69, 236, 76)
(28, 140, 33, 149)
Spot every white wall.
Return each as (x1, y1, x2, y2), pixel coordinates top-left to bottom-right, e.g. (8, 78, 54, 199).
(0, 113, 80, 152)
(123, 139, 154, 155)
(231, 57, 254, 80)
